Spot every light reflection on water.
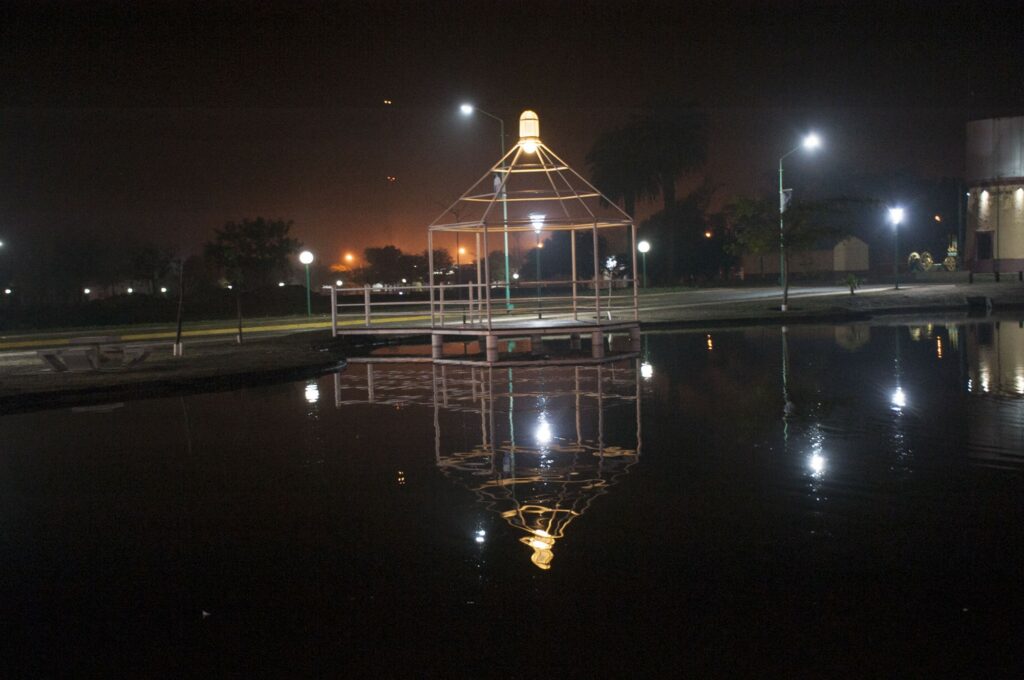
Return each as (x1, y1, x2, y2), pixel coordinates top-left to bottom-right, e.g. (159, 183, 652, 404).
(1, 320, 1023, 672)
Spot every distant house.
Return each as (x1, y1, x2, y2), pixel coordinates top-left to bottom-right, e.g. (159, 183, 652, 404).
(739, 236, 870, 277)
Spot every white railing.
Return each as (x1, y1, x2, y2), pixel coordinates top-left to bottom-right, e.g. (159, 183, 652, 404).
(330, 278, 638, 336)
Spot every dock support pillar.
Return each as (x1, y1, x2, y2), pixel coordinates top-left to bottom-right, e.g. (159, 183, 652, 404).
(570, 333, 581, 350)
(591, 330, 605, 359)
(485, 334, 499, 363)
(432, 334, 444, 360)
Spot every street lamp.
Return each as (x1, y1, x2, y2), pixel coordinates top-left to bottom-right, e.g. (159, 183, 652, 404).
(637, 240, 650, 288)
(299, 250, 314, 316)
(888, 207, 904, 290)
(460, 103, 512, 308)
(778, 132, 822, 311)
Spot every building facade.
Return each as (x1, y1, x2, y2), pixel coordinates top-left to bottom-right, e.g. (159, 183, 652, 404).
(965, 116, 1024, 275)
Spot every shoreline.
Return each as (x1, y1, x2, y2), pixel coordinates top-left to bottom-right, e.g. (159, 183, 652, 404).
(2, 282, 1022, 413)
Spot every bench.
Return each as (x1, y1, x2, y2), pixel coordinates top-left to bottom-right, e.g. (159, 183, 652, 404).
(37, 336, 151, 373)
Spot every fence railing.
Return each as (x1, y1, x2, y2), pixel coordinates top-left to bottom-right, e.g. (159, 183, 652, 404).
(330, 278, 638, 335)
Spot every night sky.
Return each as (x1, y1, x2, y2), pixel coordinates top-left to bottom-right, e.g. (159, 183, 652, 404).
(2, 0, 1022, 266)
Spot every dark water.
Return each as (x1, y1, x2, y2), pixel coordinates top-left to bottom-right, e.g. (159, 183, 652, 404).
(2, 321, 1023, 675)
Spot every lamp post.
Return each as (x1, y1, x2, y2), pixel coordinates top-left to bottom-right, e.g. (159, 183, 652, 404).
(778, 132, 822, 311)
(460, 103, 512, 309)
(299, 250, 314, 316)
(637, 240, 650, 288)
(889, 207, 904, 290)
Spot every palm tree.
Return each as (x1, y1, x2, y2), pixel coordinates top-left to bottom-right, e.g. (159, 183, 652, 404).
(587, 97, 708, 282)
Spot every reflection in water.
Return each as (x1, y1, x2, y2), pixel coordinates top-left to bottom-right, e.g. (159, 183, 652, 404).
(966, 321, 1024, 396)
(334, 360, 642, 570)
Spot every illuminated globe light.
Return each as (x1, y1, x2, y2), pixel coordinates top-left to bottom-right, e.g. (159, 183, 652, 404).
(299, 250, 314, 265)
(160, 287, 168, 293)
(83, 288, 91, 295)
(530, 213, 545, 232)
(127, 287, 134, 294)
(278, 282, 286, 287)
(519, 110, 540, 153)
(335, 279, 344, 287)
(512, 272, 520, 280)
(3, 288, 10, 295)
(891, 386, 907, 408)
(637, 240, 651, 254)
(640, 362, 653, 379)
(803, 132, 822, 150)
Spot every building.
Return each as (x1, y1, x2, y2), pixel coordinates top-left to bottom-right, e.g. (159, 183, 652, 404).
(739, 236, 870, 278)
(965, 116, 1024, 276)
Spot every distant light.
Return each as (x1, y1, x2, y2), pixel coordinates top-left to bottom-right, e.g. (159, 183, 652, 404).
(981, 190, 989, 199)
(706, 334, 713, 351)
(335, 279, 343, 287)
(83, 288, 91, 295)
(803, 132, 822, 150)
(809, 453, 825, 475)
(537, 241, 544, 249)
(458, 246, 467, 255)
(475, 529, 486, 544)
(530, 213, 545, 232)
(160, 286, 168, 293)
(401, 278, 407, 283)
(278, 282, 286, 287)
(965, 192, 970, 197)
(640, 362, 653, 379)
(521, 140, 538, 154)
(637, 240, 650, 254)
(888, 207, 904, 226)
(226, 284, 232, 290)
(383, 99, 392, 105)
(344, 253, 355, 263)
(127, 287, 134, 294)
(512, 272, 520, 280)
(305, 382, 320, 404)
(3, 288, 10, 295)
(299, 250, 314, 265)
(891, 386, 907, 408)
(933, 214, 942, 222)
(460, 103, 473, 115)
(704, 230, 713, 239)
(0, 240, 4, 247)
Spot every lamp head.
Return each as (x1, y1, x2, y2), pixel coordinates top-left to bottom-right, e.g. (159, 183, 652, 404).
(803, 132, 822, 151)
(637, 240, 651, 254)
(888, 207, 904, 226)
(299, 250, 314, 265)
(459, 103, 473, 116)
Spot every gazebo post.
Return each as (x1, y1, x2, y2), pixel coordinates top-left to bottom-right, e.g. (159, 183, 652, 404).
(571, 228, 578, 320)
(630, 220, 639, 322)
(483, 221, 492, 331)
(428, 230, 435, 327)
(592, 220, 601, 321)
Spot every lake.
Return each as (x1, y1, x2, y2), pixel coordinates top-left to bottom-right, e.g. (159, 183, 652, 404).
(2, 320, 1022, 675)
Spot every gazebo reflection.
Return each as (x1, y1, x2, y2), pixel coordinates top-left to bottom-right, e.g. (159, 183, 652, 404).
(334, 359, 643, 569)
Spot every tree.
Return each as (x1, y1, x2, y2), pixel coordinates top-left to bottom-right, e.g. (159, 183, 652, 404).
(727, 197, 856, 305)
(205, 217, 300, 342)
(586, 124, 657, 218)
(641, 183, 728, 284)
(204, 218, 300, 289)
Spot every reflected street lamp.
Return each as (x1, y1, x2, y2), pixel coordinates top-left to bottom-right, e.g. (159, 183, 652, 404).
(299, 250, 314, 316)
(460, 103, 512, 308)
(778, 132, 822, 311)
(889, 207, 904, 290)
(637, 240, 651, 288)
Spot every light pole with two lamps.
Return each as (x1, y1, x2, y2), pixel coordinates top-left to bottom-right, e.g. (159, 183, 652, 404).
(778, 132, 822, 311)
(888, 207, 904, 290)
(299, 250, 314, 316)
